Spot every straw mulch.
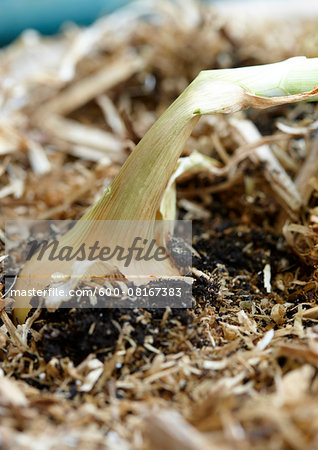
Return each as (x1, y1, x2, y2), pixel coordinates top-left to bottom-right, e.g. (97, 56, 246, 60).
(1, 1, 318, 449)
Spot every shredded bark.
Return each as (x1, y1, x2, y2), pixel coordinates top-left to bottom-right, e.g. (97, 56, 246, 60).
(1, 1, 318, 449)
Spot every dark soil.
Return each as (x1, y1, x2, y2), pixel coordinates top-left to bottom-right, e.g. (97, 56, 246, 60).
(19, 208, 298, 368)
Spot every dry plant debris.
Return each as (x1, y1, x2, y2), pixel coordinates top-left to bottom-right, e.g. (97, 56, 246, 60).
(1, 1, 318, 448)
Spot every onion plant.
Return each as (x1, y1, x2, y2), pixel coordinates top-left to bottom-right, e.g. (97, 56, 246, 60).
(13, 57, 318, 322)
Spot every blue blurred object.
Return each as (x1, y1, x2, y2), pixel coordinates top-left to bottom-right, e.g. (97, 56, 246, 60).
(0, 0, 131, 45)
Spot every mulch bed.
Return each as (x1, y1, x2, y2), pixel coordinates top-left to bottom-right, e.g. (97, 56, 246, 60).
(1, 2, 318, 449)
